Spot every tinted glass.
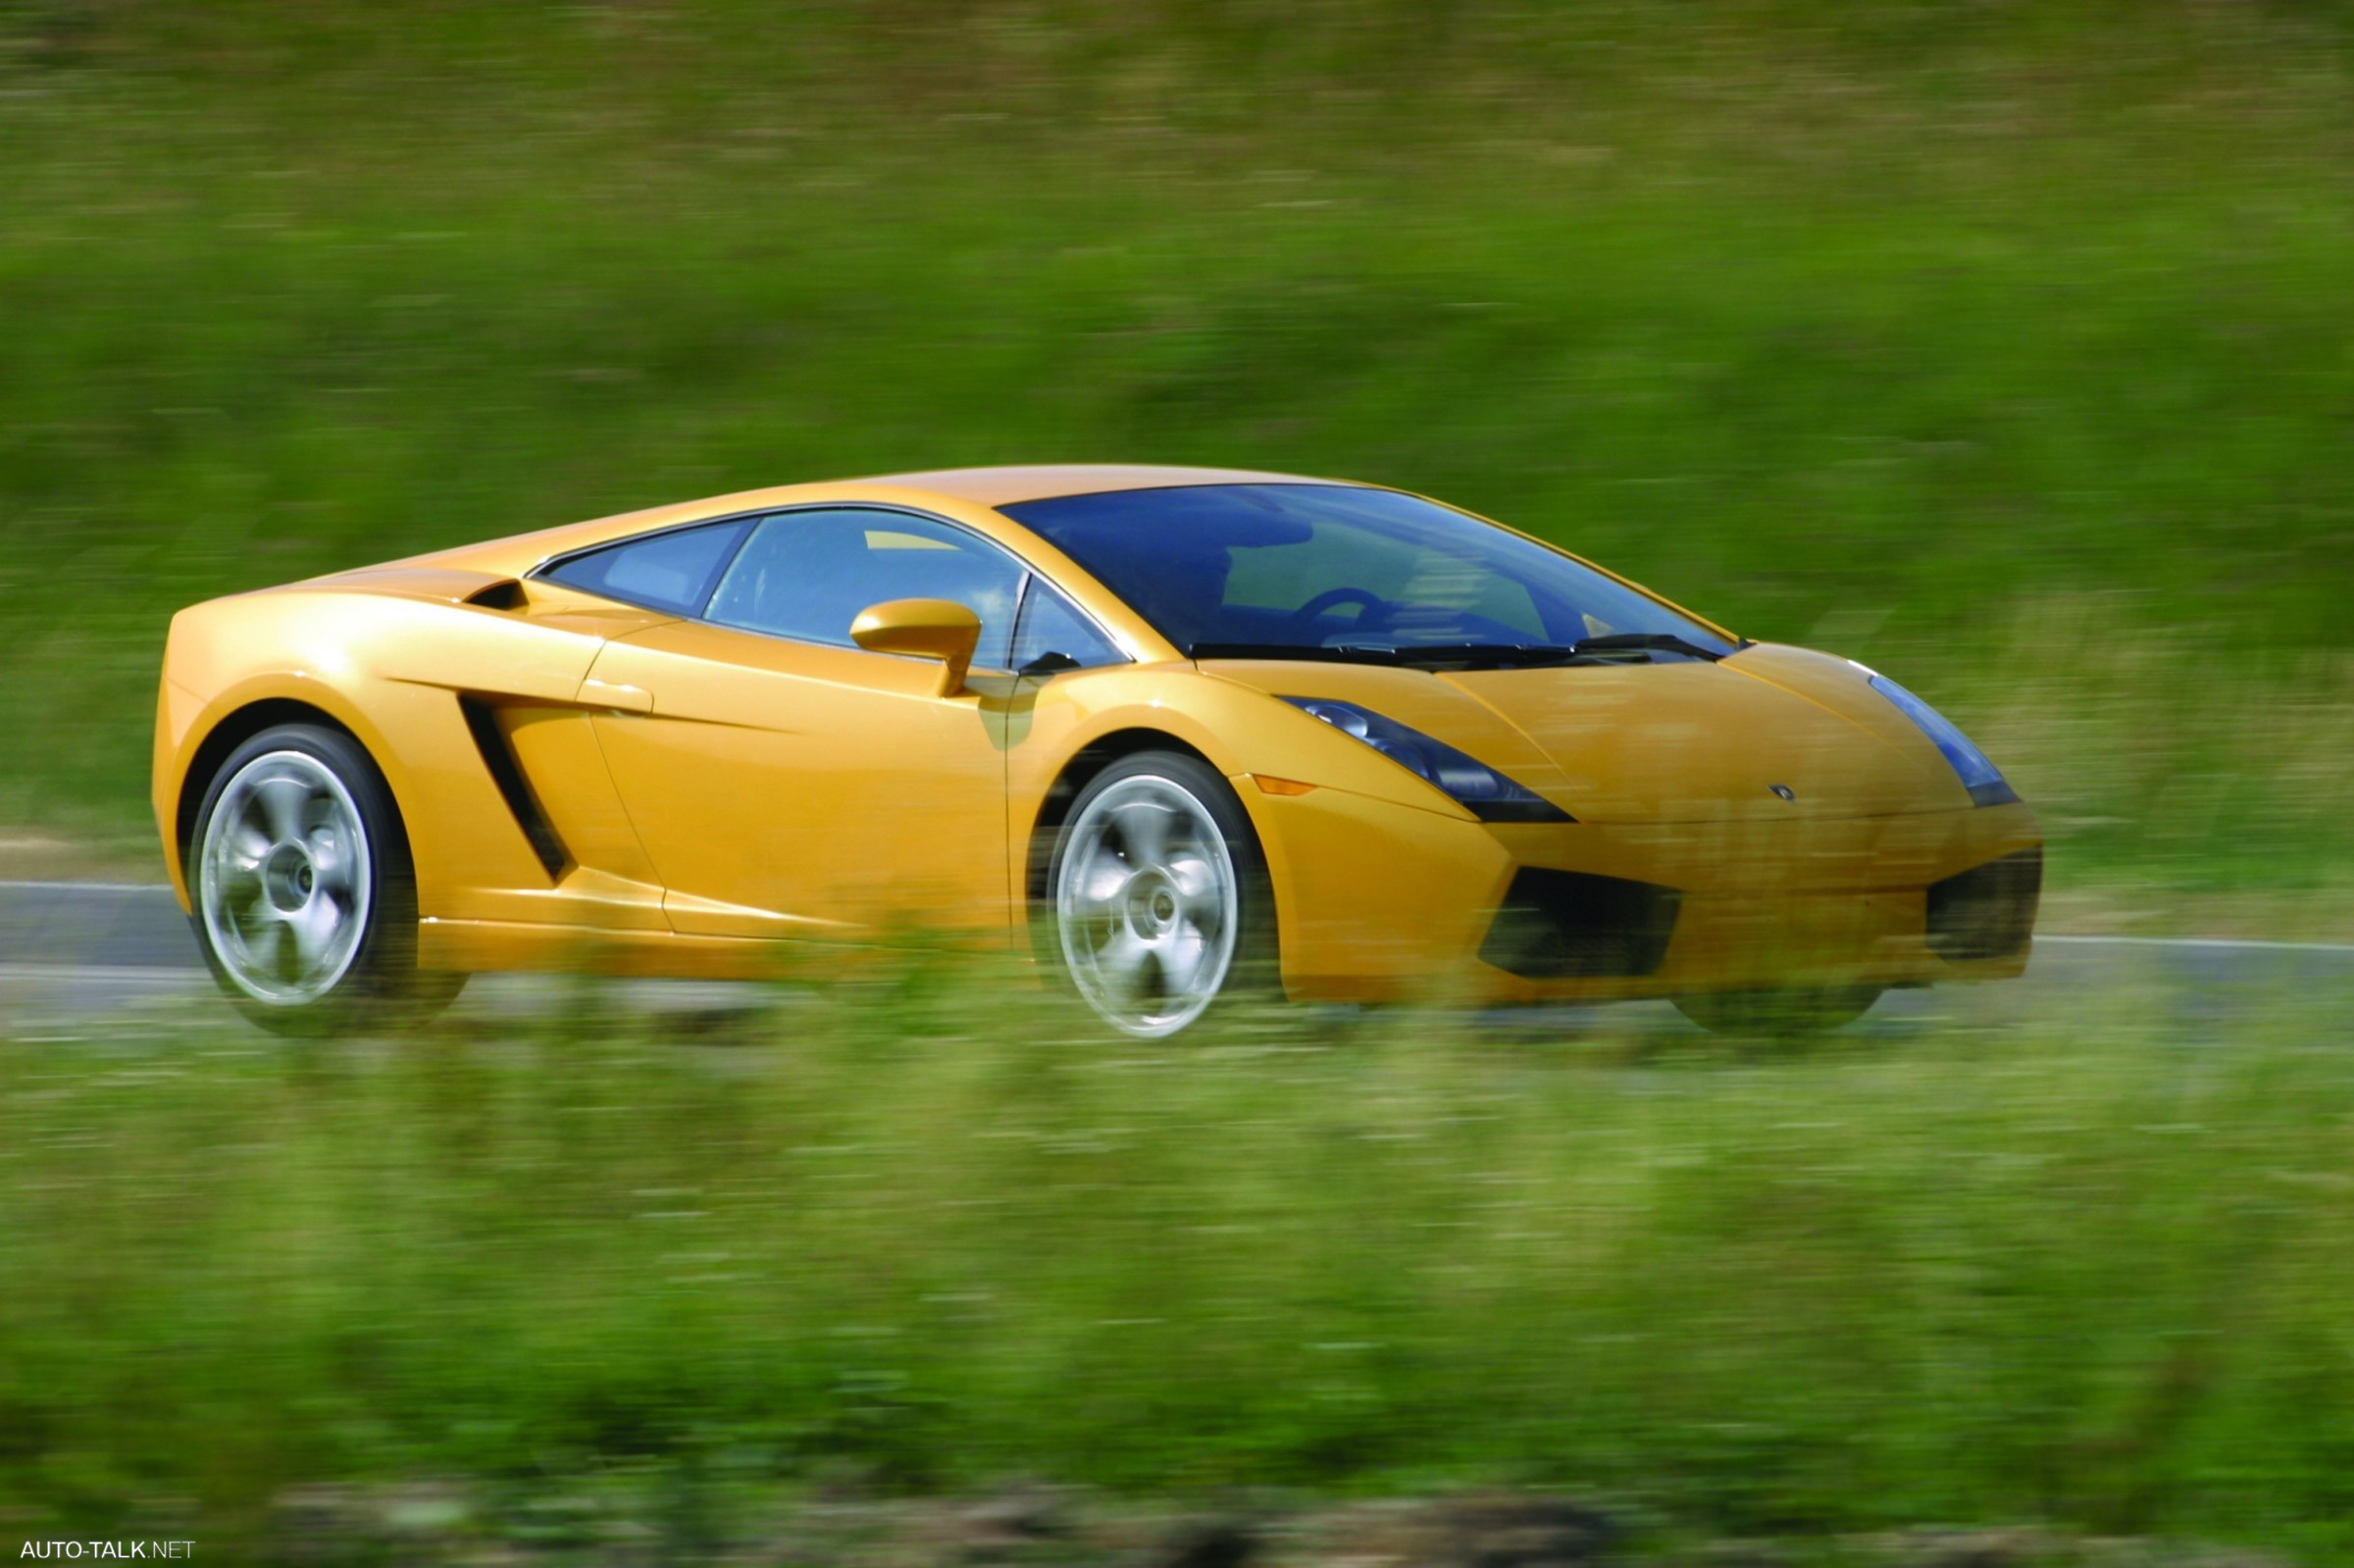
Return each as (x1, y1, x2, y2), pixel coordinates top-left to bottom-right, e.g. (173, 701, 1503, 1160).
(1000, 484, 1731, 658)
(1009, 581, 1126, 672)
(707, 508, 1025, 670)
(541, 519, 749, 615)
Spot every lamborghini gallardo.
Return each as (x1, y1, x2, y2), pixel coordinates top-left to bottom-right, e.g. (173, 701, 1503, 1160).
(154, 466, 2040, 1037)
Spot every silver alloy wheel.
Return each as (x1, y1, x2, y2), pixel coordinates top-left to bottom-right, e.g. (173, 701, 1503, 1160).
(1056, 774, 1242, 1038)
(197, 749, 375, 1006)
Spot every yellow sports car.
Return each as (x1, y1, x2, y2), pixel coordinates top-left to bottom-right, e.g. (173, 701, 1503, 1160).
(154, 465, 2040, 1037)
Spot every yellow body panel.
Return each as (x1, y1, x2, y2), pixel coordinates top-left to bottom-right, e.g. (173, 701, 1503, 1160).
(1202, 651, 1968, 823)
(583, 619, 1011, 941)
(155, 464, 2042, 1007)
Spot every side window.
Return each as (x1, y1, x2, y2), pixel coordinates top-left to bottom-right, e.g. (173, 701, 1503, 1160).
(1009, 580, 1127, 673)
(540, 519, 749, 615)
(705, 509, 1026, 671)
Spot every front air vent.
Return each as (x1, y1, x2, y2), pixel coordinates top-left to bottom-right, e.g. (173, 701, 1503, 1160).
(457, 696, 569, 882)
(1480, 868, 1682, 981)
(1926, 847, 2042, 961)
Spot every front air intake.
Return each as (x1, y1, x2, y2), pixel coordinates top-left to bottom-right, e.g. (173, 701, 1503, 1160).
(1926, 847, 2042, 961)
(1480, 869, 1682, 981)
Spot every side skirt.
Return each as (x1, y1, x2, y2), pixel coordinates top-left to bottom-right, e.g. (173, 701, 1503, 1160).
(416, 918, 1037, 983)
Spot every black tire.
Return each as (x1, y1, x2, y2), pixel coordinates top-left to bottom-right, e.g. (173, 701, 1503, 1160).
(1673, 985, 1883, 1038)
(185, 723, 465, 1037)
(1040, 750, 1279, 1037)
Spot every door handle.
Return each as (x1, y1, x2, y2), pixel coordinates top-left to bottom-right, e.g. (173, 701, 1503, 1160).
(581, 678, 653, 715)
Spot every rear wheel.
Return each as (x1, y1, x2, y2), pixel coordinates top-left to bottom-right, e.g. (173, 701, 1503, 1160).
(187, 723, 463, 1037)
(1673, 986, 1882, 1038)
(1047, 752, 1275, 1038)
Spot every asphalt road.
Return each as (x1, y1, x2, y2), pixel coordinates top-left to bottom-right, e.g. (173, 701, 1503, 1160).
(2, 879, 2349, 1036)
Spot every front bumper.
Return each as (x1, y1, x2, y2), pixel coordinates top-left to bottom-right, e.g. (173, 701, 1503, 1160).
(1247, 784, 2042, 1005)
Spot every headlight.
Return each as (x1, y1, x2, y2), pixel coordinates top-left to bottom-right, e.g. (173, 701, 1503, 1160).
(1280, 697, 1573, 823)
(1868, 675, 2018, 807)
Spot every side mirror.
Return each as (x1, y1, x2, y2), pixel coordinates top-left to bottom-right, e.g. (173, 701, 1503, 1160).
(849, 597, 983, 694)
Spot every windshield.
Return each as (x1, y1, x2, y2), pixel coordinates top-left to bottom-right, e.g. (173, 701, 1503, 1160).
(998, 483, 1734, 664)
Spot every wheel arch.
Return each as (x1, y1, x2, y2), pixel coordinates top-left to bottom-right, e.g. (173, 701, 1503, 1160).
(1024, 726, 1287, 1008)
(174, 695, 466, 1034)
(174, 699, 392, 891)
(1024, 728, 1230, 907)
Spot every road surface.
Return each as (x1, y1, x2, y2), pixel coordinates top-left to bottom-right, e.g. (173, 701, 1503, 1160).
(2, 880, 2348, 1035)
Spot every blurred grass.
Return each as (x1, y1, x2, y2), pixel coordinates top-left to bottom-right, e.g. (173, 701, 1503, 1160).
(4, 969, 2353, 1557)
(0, 1, 2350, 924)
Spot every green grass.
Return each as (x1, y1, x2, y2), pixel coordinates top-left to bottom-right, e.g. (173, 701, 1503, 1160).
(4, 971, 2353, 1558)
(0, 3, 2351, 923)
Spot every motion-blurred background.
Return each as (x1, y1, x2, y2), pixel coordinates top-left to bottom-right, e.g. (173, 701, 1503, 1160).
(3, 0, 2350, 928)
(3, 3, 2353, 1562)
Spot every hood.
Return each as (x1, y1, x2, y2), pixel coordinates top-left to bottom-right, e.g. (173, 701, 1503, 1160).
(1203, 643, 1970, 824)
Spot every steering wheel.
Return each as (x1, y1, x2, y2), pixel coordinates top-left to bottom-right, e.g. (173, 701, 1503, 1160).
(1288, 586, 1391, 634)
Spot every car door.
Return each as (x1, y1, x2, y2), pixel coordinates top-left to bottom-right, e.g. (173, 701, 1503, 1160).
(580, 506, 1028, 943)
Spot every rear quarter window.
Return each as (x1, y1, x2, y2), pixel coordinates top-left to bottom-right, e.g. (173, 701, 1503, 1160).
(539, 520, 751, 614)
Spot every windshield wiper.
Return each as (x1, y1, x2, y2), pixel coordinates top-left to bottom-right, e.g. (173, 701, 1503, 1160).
(1191, 635, 1735, 669)
(1191, 642, 1587, 670)
(1568, 632, 1732, 662)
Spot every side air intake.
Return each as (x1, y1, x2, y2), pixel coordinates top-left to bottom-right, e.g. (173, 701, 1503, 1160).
(457, 697, 569, 882)
(462, 578, 528, 610)
(1480, 868, 1682, 981)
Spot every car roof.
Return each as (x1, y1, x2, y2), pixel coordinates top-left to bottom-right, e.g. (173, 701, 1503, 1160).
(371, 465, 1378, 584)
(852, 464, 1360, 506)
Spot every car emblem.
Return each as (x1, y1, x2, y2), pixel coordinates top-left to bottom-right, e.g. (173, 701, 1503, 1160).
(1769, 784, 1797, 801)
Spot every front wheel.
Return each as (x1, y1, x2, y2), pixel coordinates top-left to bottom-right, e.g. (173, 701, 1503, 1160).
(187, 723, 463, 1037)
(1046, 752, 1276, 1038)
(1673, 986, 1882, 1038)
